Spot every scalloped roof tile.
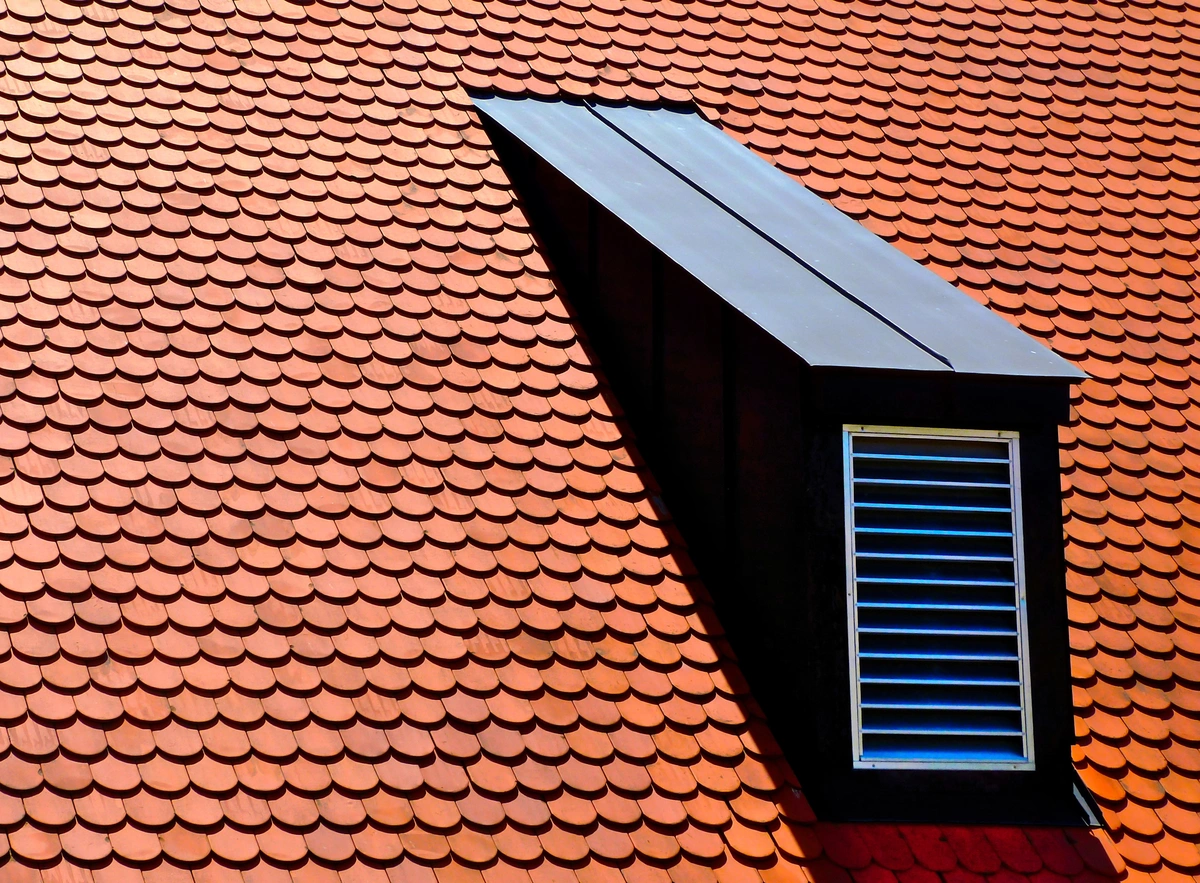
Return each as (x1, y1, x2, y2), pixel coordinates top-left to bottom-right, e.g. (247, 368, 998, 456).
(0, 0, 1195, 880)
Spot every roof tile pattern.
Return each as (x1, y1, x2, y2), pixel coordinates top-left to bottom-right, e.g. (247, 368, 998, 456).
(0, 0, 1189, 880)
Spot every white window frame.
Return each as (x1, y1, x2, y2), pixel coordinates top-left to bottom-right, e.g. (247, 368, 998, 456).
(843, 425, 1036, 771)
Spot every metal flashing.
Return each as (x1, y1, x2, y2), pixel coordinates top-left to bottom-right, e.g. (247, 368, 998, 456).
(475, 94, 1085, 382)
(475, 95, 948, 373)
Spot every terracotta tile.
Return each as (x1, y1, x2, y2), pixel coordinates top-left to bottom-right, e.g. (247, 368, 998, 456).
(0, 1, 1193, 882)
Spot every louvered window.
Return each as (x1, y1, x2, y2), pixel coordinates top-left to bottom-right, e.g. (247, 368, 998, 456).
(845, 427, 1034, 769)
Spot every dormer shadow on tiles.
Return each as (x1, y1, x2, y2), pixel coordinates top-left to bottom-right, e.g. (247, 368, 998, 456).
(477, 94, 1093, 825)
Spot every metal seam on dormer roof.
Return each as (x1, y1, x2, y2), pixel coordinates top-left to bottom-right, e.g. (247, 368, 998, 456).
(476, 94, 1085, 382)
(476, 93, 946, 373)
(582, 100, 955, 370)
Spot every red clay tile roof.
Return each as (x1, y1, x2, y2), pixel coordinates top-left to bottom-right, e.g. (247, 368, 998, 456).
(0, 0, 1193, 881)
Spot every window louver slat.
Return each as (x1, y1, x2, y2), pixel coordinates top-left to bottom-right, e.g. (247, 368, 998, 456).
(846, 429, 1033, 768)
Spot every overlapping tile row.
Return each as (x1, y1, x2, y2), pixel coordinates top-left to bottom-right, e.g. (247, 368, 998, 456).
(451, 0, 1200, 877)
(0, 0, 1185, 879)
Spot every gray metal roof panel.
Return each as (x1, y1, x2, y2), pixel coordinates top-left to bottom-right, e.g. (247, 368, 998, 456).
(589, 101, 1085, 381)
(475, 95, 947, 373)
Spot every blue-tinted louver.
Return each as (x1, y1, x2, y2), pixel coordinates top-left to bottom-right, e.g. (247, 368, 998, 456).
(847, 430, 1032, 767)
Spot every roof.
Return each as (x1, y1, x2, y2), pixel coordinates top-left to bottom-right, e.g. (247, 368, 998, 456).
(476, 95, 1082, 380)
(0, 0, 1193, 882)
